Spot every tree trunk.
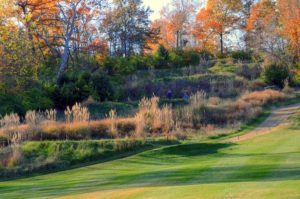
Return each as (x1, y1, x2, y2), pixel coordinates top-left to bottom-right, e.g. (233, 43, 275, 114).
(57, 41, 70, 84)
(176, 31, 179, 49)
(220, 33, 224, 56)
(56, 3, 77, 84)
(20, 4, 36, 54)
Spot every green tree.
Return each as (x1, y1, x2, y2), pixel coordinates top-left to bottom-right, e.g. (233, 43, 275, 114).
(102, 0, 153, 57)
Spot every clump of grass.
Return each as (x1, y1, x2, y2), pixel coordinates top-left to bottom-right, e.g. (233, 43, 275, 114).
(134, 111, 146, 138)
(176, 89, 285, 131)
(208, 97, 221, 106)
(282, 79, 294, 94)
(240, 89, 284, 106)
(210, 89, 284, 125)
(25, 110, 44, 126)
(159, 105, 174, 138)
(65, 103, 90, 123)
(0, 113, 20, 128)
(0, 113, 22, 143)
(177, 91, 207, 128)
(133, 97, 175, 138)
(45, 109, 57, 122)
(108, 109, 117, 137)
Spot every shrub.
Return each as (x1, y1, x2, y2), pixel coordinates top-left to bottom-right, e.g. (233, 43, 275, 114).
(103, 56, 117, 75)
(104, 56, 139, 75)
(169, 50, 185, 68)
(53, 83, 83, 108)
(91, 72, 114, 101)
(51, 73, 92, 108)
(0, 86, 54, 116)
(248, 80, 267, 91)
(153, 45, 170, 69)
(199, 50, 214, 61)
(0, 94, 25, 116)
(21, 88, 54, 111)
(129, 55, 152, 70)
(116, 57, 136, 75)
(230, 51, 252, 61)
(264, 63, 291, 88)
(216, 52, 228, 59)
(237, 64, 261, 80)
(183, 50, 200, 66)
(156, 45, 169, 61)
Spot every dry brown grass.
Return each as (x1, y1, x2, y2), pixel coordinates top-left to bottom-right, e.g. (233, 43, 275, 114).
(176, 89, 285, 128)
(159, 105, 174, 137)
(0, 113, 20, 128)
(0, 89, 286, 144)
(133, 97, 173, 137)
(108, 109, 117, 137)
(0, 114, 23, 144)
(45, 109, 57, 122)
(41, 117, 136, 140)
(177, 91, 207, 128)
(65, 103, 90, 123)
(208, 97, 221, 106)
(282, 79, 294, 94)
(240, 89, 284, 106)
(82, 96, 97, 106)
(218, 89, 284, 124)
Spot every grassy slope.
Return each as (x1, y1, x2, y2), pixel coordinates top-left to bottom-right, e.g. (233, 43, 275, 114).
(0, 125, 300, 199)
(0, 139, 179, 179)
(208, 107, 272, 140)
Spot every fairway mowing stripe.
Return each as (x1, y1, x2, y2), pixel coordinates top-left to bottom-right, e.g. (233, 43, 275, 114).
(1, 120, 300, 198)
(223, 128, 300, 198)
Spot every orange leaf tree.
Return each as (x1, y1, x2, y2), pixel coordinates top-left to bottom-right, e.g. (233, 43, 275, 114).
(194, 0, 242, 55)
(277, 0, 300, 62)
(150, 0, 196, 51)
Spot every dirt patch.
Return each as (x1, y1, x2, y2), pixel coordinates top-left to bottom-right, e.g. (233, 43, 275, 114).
(225, 103, 300, 142)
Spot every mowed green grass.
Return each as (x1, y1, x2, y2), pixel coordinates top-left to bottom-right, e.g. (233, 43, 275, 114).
(0, 126, 300, 199)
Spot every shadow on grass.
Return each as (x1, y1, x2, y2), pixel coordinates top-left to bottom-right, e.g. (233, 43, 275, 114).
(1, 142, 300, 199)
(159, 143, 233, 157)
(104, 165, 300, 188)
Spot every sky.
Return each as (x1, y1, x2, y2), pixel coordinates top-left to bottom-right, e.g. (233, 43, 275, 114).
(143, 0, 173, 20)
(144, 0, 203, 21)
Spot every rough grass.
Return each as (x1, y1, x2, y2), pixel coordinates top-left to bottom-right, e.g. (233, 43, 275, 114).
(209, 63, 238, 73)
(86, 101, 138, 119)
(0, 138, 179, 178)
(208, 106, 272, 140)
(0, 124, 300, 199)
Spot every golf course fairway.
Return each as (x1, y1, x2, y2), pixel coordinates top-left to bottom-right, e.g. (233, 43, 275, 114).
(0, 123, 300, 199)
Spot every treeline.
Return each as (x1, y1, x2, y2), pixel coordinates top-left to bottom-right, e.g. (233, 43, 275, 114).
(0, 0, 299, 115)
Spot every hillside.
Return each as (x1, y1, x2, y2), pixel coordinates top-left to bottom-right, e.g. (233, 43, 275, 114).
(0, 105, 299, 199)
(1, 0, 300, 197)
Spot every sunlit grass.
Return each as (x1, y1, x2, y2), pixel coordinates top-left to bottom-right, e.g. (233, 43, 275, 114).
(0, 125, 300, 199)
